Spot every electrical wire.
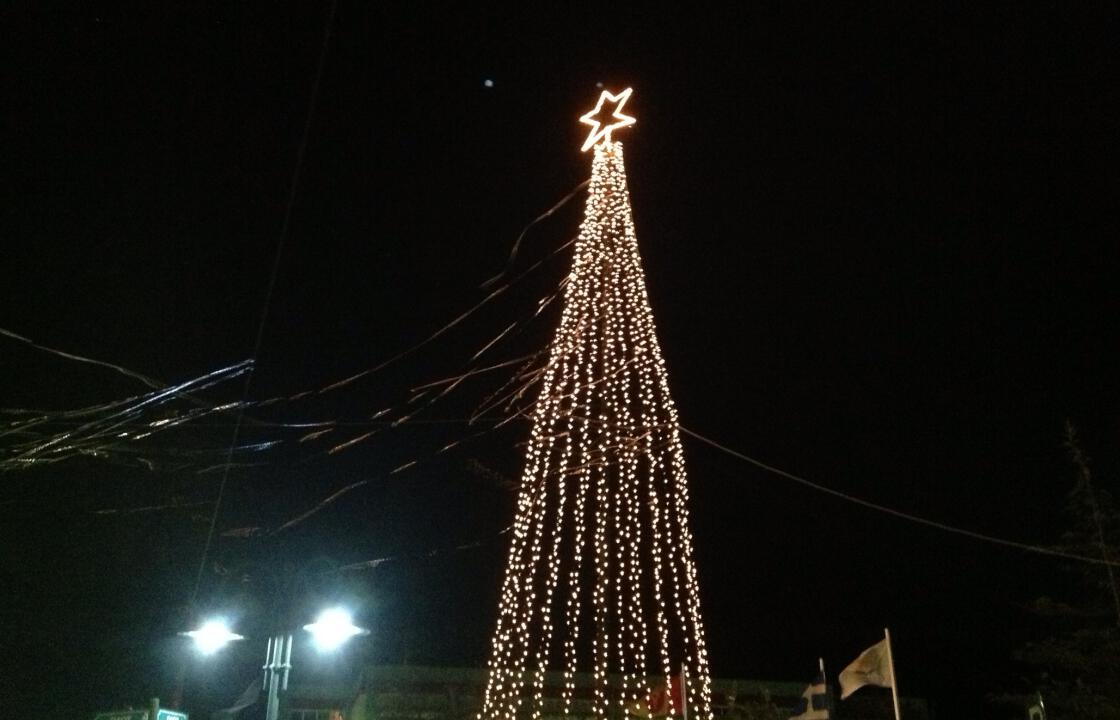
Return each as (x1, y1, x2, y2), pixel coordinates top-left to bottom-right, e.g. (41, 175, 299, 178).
(678, 425, 1120, 568)
(0, 326, 164, 390)
(188, 0, 339, 607)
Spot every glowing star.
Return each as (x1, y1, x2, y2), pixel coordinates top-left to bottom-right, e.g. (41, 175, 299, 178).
(579, 87, 636, 152)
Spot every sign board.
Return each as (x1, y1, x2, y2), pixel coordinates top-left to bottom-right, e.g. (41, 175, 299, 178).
(92, 712, 148, 720)
(93, 708, 187, 720)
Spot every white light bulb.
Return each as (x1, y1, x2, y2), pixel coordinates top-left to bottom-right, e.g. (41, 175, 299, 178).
(303, 608, 367, 652)
(184, 619, 243, 655)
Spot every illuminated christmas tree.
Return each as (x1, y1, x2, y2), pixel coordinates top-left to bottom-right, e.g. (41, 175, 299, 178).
(479, 88, 713, 720)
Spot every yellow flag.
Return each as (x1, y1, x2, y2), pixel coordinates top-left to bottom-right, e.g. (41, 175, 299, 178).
(838, 639, 894, 699)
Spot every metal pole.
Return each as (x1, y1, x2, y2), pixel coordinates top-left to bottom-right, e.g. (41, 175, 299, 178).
(265, 635, 282, 720)
(681, 665, 689, 720)
(282, 633, 293, 691)
(884, 628, 901, 720)
(819, 657, 833, 718)
(169, 655, 187, 710)
(263, 636, 274, 691)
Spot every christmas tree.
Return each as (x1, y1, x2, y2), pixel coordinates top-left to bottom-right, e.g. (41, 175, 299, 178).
(479, 88, 713, 720)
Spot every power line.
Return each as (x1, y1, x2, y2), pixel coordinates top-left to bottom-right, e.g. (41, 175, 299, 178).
(678, 425, 1120, 568)
(188, 0, 340, 607)
(0, 326, 163, 390)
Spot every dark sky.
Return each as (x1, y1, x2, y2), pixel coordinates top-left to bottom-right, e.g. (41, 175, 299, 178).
(3, 3, 1118, 718)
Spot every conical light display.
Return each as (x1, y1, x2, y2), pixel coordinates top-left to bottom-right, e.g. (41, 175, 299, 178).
(479, 90, 713, 720)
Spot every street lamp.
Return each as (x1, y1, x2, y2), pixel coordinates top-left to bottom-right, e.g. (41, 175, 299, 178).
(182, 607, 368, 720)
(262, 607, 369, 720)
(180, 618, 244, 655)
(303, 608, 369, 652)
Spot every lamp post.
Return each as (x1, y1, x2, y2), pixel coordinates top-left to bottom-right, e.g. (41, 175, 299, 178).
(182, 607, 368, 720)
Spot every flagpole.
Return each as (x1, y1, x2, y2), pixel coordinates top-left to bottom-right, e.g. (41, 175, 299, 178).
(681, 665, 689, 720)
(819, 656, 832, 718)
(884, 628, 901, 720)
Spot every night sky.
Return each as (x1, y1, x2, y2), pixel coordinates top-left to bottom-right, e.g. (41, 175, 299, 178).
(3, 4, 1118, 718)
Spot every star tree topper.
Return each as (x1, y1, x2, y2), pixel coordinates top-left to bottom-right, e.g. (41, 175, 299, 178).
(579, 87, 636, 152)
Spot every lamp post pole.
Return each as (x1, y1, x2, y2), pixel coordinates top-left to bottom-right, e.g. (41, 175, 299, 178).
(263, 634, 294, 720)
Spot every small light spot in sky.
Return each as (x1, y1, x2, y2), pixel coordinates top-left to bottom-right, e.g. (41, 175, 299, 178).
(483, 79, 494, 88)
(596, 82, 604, 88)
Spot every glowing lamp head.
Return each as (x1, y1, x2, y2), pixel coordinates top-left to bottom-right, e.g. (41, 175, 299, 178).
(303, 608, 368, 652)
(183, 619, 243, 655)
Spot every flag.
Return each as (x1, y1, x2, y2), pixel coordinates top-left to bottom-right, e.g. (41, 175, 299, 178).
(628, 672, 685, 717)
(629, 685, 668, 717)
(211, 676, 261, 719)
(670, 670, 685, 717)
(789, 671, 830, 720)
(1027, 692, 1046, 720)
(838, 639, 894, 700)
